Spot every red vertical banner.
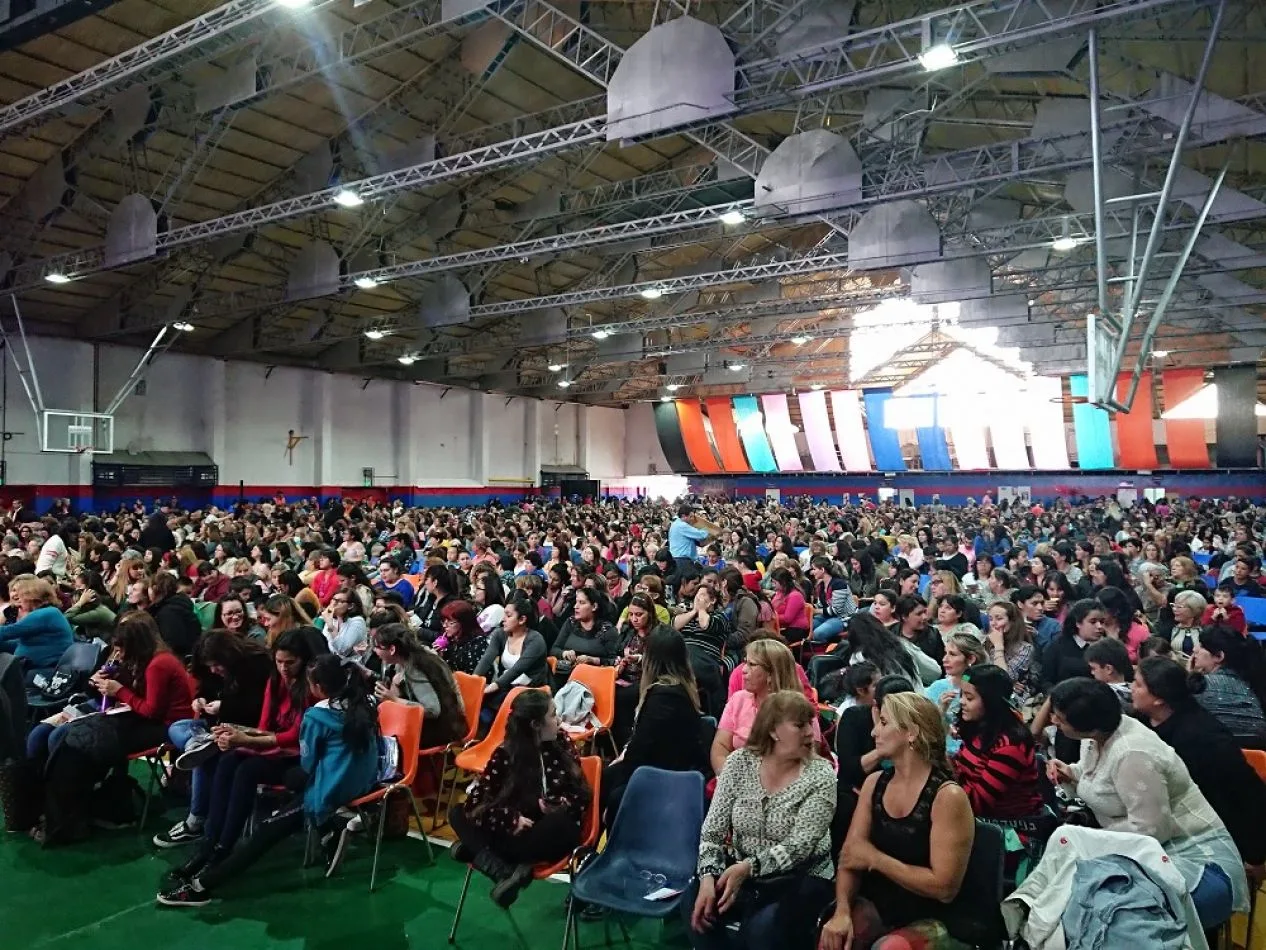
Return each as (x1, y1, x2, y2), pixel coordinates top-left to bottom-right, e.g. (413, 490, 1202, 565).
(703, 398, 751, 472)
(1114, 372, 1159, 469)
(1161, 369, 1211, 468)
(675, 399, 722, 473)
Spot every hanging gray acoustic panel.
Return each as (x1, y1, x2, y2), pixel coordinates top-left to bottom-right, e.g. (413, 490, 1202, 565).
(104, 194, 159, 267)
(418, 275, 471, 328)
(286, 241, 341, 301)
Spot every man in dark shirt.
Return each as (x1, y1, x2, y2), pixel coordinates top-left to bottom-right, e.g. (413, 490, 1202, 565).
(933, 532, 969, 577)
(1228, 558, 1265, 599)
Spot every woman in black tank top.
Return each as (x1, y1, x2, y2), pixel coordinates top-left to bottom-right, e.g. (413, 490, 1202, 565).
(820, 693, 982, 950)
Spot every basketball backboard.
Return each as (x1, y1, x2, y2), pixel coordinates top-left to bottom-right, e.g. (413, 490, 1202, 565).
(41, 410, 114, 454)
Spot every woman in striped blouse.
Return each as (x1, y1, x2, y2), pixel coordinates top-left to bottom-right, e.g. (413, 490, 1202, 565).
(953, 664, 1043, 819)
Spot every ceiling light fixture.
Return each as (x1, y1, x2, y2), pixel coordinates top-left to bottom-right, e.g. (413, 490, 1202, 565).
(918, 42, 958, 71)
(171, 321, 195, 332)
(354, 276, 379, 290)
(719, 209, 746, 226)
(1152, 349, 1170, 358)
(44, 272, 71, 284)
(665, 383, 680, 391)
(810, 383, 824, 390)
(557, 379, 573, 389)
(640, 287, 663, 300)
(1051, 235, 1079, 252)
(275, 0, 312, 8)
(364, 329, 388, 340)
(591, 329, 610, 340)
(791, 335, 812, 345)
(333, 188, 364, 208)
(729, 363, 746, 371)
(397, 354, 417, 365)
(660, 395, 672, 402)
(547, 363, 566, 372)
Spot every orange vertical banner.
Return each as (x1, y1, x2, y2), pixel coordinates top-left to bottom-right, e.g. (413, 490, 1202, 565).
(675, 399, 722, 473)
(703, 397, 750, 472)
(1114, 371, 1159, 469)
(1161, 368, 1211, 468)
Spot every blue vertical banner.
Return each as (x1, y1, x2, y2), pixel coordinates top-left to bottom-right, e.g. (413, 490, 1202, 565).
(731, 396, 778, 473)
(1069, 374, 1115, 469)
(862, 389, 907, 471)
(914, 395, 952, 471)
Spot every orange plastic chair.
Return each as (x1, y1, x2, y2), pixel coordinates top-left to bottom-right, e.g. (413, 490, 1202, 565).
(347, 701, 434, 891)
(1244, 749, 1266, 784)
(445, 686, 551, 818)
(426, 671, 486, 829)
(547, 655, 558, 674)
(564, 664, 619, 756)
(448, 755, 602, 944)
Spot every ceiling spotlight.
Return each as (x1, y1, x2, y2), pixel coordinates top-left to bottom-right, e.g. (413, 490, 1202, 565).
(729, 363, 746, 371)
(665, 383, 680, 391)
(591, 329, 610, 340)
(918, 43, 958, 72)
(44, 271, 71, 284)
(1051, 235, 1079, 252)
(640, 287, 663, 300)
(171, 321, 195, 332)
(547, 363, 566, 372)
(791, 335, 812, 345)
(333, 188, 364, 208)
(810, 383, 825, 390)
(1152, 349, 1170, 358)
(558, 379, 573, 389)
(364, 329, 388, 340)
(354, 276, 379, 290)
(1027, 299, 1036, 307)
(719, 209, 746, 226)
(397, 354, 417, 365)
(660, 395, 672, 402)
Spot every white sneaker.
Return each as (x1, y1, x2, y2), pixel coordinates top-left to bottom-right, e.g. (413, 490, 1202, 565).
(174, 734, 218, 772)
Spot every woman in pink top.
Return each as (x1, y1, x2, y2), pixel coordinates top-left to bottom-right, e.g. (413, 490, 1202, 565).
(1097, 586, 1150, 662)
(711, 639, 818, 775)
(769, 567, 808, 644)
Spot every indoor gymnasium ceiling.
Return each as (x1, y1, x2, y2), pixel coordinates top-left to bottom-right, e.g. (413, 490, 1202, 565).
(0, 0, 1263, 407)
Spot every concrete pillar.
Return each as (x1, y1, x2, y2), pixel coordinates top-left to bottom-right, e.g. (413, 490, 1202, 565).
(470, 392, 487, 486)
(525, 399, 541, 487)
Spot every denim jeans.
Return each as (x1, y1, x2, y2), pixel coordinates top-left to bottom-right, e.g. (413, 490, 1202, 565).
(168, 718, 214, 820)
(1190, 863, 1233, 929)
(812, 615, 846, 644)
(26, 721, 71, 761)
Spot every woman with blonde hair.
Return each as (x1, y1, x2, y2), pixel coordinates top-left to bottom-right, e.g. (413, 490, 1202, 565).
(711, 638, 817, 775)
(109, 555, 146, 607)
(1, 574, 74, 686)
(256, 594, 310, 647)
(686, 690, 835, 950)
(820, 692, 985, 950)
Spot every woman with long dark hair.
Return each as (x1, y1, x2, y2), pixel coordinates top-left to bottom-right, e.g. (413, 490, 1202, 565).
(611, 592, 668, 745)
(159, 628, 318, 881)
(256, 593, 310, 647)
(1190, 624, 1266, 747)
(450, 690, 590, 907)
(64, 569, 118, 640)
(1132, 655, 1266, 870)
(415, 563, 457, 637)
(157, 653, 381, 905)
(372, 623, 467, 748)
(1095, 586, 1149, 663)
(893, 595, 944, 681)
(953, 664, 1042, 819)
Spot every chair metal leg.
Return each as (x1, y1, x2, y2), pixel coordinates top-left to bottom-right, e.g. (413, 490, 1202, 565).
(138, 755, 160, 831)
(405, 788, 434, 864)
(1248, 888, 1258, 950)
(448, 865, 474, 943)
(444, 764, 465, 820)
(428, 753, 449, 829)
(560, 891, 576, 950)
(368, 794, 389, 893)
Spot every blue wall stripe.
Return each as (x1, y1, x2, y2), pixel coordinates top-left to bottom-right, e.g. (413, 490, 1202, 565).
(1069, 374, 1115, 469)
(913, 396, 952, 471)
(863, 390, 907, 471)
(731, 396, 778, 473)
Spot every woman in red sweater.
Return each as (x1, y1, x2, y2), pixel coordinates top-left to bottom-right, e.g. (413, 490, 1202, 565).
(952, 664, 1043, 819)
(164, 628, 320, 882)
(92, 612, 195, 749)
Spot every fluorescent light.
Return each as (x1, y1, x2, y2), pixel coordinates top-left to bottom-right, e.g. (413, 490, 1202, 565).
(1051, 236, 1079, 252)
(397, 355, 417, 365)
(919, 43, 958, 71)
(810, 383, 824, 390)
(719, 210, 745, 226)
(640, 288, 663, 300)
(547, 363, 566, 372)
(1152, 349, 1170, 358)
(791, 335, 812, 345)
(557, 379, 572, 389)
(44, 272, 70, 284)
(333, 188, 364, 208)
(171, 321, 195, 332)
(591, 329, 610, 340)
(275, 0, 312, 7)
(665, 384, 680, 391)
(660, 395, 672, 402)
(354, 276, 379, 290)
(729, 363, 746, 371)
(364, 329, 387, 340)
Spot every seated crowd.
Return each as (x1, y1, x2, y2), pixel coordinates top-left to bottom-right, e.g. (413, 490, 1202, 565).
(0, 491, 1264, 946)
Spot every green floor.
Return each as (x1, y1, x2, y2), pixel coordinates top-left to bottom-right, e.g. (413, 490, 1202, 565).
(1, 801, 678, 950)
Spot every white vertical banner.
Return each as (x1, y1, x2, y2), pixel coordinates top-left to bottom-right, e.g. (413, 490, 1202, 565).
(765, 488, 781, 505)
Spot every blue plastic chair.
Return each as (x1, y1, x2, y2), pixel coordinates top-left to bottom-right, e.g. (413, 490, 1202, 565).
(992, 554, 1005, 567)
(563, 767, 706, 950)
(917, 574, 931, 597)
(1193, 552, 1213, 567)
(1238, 597, 1266, 635)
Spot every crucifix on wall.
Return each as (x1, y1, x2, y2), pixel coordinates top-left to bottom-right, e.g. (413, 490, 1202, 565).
(283, 429, 309, 466)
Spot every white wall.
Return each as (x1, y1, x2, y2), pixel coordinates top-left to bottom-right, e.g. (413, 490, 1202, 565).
(0, 338, 633, 487)
(622, 402, 672, 476)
